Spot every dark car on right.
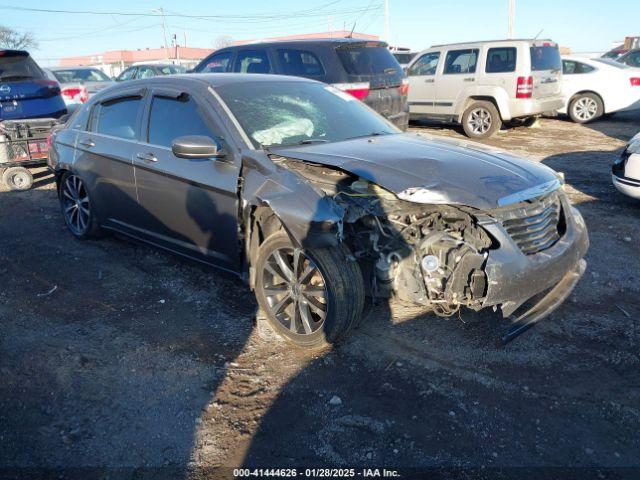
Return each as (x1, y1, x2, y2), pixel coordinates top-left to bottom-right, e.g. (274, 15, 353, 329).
(191, 39, 409, 130)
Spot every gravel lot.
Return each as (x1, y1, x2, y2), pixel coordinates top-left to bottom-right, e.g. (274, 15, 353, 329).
(1, 113, 639, 479)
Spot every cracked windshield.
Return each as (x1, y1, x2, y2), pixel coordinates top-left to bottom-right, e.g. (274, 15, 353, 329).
(215, 81, 398, 147)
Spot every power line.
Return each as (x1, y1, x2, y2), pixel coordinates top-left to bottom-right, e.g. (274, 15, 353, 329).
(0, 1, 355, 20)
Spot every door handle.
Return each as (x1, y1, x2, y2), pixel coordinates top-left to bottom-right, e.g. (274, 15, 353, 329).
(79, 139, 95, 148)
(463, 77, 475, 82)
(136, 152, 158, 163)
(424, 78, 435, 83)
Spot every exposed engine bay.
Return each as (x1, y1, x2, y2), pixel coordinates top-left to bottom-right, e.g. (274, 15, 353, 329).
(276, 158, 494, 317)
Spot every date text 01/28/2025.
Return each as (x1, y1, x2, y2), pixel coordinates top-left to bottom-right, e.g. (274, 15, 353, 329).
(233, 468, 401, 478)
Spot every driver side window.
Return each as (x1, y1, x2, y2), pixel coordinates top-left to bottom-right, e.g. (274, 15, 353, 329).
(117, 67, 136, 81)
(147, 93, 219, 149)
(408, 52, 440, 76)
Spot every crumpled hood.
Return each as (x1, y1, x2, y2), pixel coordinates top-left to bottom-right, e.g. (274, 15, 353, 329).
(270, 133, 560, 210)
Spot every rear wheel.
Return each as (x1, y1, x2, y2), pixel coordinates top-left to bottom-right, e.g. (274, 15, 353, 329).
(59, 172, 102, 239)
(568, 93, 603, 123)
(2, 167, 33, 191)
(462, 101, 502, 139)
(254, 230, 364, 349)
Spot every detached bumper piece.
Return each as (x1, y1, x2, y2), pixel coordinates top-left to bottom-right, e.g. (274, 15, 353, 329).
(501, 259, 586, 344)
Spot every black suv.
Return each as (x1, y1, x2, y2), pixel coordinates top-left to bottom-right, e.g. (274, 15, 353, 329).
(191, 39, 409, 130)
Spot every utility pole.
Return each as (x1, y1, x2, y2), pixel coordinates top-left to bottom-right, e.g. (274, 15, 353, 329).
(152, 7, 169, 52)
(384, 0, 390, 45)
(507, 0, 515, 39)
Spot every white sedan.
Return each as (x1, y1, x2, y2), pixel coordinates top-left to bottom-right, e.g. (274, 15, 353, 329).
(612, 132, 640, 199)
(559, 56, 640, 123)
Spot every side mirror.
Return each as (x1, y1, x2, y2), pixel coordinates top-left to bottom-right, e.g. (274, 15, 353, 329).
(171, 135, 224, 159)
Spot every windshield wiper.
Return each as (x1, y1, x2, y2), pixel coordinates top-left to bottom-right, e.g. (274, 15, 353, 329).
(294, 138, 329, 145)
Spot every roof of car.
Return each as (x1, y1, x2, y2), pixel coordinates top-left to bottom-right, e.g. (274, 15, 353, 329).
(0, 49, 29, 56)
(216, 37, 386, 50)
(430, 38, 556, 48)
(49, 66, 102, 71)
(88, 73, 318, 104)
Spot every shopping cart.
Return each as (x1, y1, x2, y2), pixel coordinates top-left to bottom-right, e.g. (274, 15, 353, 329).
(0, 118, 59, 191)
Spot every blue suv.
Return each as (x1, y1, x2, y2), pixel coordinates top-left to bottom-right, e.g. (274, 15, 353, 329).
(0, 50, 66, 120)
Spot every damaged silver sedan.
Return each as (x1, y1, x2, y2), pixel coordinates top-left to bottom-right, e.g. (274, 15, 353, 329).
(49, 74, 589, 347)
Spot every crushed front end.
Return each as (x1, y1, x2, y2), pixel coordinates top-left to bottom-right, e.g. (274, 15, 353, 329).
(274, 158, 588, 342)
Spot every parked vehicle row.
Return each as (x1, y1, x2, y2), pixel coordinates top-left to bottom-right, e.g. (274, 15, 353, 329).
(191, 39, 410, 130)
(559, 56, 640, 123)
(405, 39, 564, 138)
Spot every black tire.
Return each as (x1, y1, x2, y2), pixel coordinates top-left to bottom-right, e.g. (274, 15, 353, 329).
(461, 100, 502, 139)
(254, 230, 364, 349)
(2, 167, 33, 191)
(568, 93, 603, 123)
(59, 172, 102, 239)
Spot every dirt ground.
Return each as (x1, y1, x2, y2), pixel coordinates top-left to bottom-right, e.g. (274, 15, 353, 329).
(1, 112, 639, 479)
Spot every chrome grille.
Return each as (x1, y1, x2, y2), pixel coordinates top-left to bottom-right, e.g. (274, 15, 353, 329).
(495, 191, 562, 255)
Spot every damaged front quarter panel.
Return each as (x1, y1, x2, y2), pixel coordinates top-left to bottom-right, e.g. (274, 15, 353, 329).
(240, 151, 345, 249)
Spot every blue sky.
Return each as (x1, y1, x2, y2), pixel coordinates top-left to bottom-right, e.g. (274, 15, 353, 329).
(1, 0, 636, 65)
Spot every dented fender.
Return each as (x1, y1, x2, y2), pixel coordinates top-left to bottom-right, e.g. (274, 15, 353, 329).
(240, 151, 344, 248)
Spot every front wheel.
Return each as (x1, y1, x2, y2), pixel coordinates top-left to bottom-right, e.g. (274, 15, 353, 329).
(568, 93, 603, 123)
(254, 231, 364, 349)
(461, 101, 502, 139)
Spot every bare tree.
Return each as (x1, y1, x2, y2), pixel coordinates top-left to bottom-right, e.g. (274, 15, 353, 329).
(212, 35, 234, 49)
(0, 25, 38, 50)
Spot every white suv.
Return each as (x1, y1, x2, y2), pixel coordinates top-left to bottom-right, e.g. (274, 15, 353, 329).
(406, 39, 564, 138)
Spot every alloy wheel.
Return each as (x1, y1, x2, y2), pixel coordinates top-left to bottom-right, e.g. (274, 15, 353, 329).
(61, 175, 91, 236)
(467, 107, 492, 135)
(261, 246, 328, 335)
(573, 97, 598, 121)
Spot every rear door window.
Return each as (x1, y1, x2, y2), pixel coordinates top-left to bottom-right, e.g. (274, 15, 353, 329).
(94, 97, 141, 140)
(443, 49, 478, 74)
(562, 60, 595, 75)
(625, 51, 640, 67)
(530, 45, 561, 71)
(234, 50, 271, 74)
(200, 52, 232, 73)
(277, 49, 325, 76)
(147, 94, 215, 148)
(486, 47, 517, 73)
(336, 45, 400, 75)
(408, 52, 440, 76)
(137, 66, 156, 79)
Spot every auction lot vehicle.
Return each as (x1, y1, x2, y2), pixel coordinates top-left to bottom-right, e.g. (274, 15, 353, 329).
(406, 39, 564, 138)
(116, 64, 186, 82)
(49, 74, 588, 347)
(616, 49, 640, 68)
(192, 39, 410, 130)
(612, 131, 640, 199)
(559, 56, 640, 123)
(0, 50, 66, 190)
(45, 66, 115, 106)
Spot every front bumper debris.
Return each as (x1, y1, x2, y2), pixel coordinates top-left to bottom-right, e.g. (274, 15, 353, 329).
(501, 258, 586, 344)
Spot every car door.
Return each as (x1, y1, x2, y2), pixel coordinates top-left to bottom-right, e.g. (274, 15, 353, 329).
(561, 60, 596, 102)
(132, 86, 241, 270)
(406, 51, 441, 115)
(74, 88, 145, 227)
(434, 48, 480, 115)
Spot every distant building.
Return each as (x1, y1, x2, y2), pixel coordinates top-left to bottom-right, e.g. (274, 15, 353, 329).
(58, 30, 380, 76)
(59, 46, 212, 77)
